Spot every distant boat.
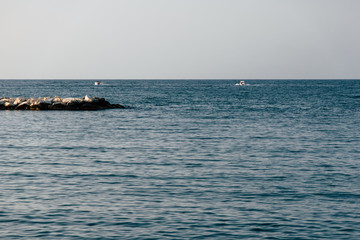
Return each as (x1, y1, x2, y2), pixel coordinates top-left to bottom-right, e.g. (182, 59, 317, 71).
(235, 81, 245, 86)
(94, 81, 102, 86)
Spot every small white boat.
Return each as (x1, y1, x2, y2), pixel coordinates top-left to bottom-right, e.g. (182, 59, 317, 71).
(235, 81, 245, 86)
(94, 81, 102, 86)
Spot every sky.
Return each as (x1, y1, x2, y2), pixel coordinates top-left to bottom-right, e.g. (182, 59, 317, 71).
(0, 0, 359, 79)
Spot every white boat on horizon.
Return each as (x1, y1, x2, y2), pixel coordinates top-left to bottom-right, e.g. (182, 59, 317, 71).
(235, 81, 245, 86)
(94, 81, 102, 86)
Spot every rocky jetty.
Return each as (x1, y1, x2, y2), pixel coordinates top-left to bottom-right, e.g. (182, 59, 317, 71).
(0, 96, 125, 110)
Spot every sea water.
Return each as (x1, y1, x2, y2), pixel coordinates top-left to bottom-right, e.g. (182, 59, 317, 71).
(0, 80, 359, 239)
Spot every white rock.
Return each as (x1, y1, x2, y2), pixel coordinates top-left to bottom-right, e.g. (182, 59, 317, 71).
(84, 95, 94, 102)
(5, 102, 14, 107)
(53, 97, 62, 102)
(14, 97, 26, 105)
(62, 98, 76, 103)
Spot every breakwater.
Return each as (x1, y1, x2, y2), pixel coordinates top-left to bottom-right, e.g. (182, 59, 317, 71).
(0, 95, 125, 110)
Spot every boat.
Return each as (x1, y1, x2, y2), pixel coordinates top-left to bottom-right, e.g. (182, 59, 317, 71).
(94, 81, 102, 86)
(235, 81, 245, 86)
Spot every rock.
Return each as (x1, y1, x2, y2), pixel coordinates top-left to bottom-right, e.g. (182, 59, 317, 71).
(84, 95, 94, 102)
(49, 102, 67, 110)
(38, 101, 51, 110)
(0, 96, 126, 111)
(14, 97, 26, 105)
(0, 101, 6, 110)
(111, 104, 126, 109)
(41, 97, 53, 104)
(5, 102, 16, 109)
(80, 103, 102, 110)
(15, 102, 30, 110)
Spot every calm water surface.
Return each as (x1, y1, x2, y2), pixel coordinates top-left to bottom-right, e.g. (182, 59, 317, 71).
(0, 80, 359, 239)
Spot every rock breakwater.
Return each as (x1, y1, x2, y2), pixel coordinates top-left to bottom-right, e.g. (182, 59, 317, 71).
(0, 96, 125, 110)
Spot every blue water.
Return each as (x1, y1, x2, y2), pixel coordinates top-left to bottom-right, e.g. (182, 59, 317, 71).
(0, 80, 359, 239)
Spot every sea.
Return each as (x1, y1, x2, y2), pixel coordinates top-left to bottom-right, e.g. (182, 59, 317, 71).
(0, 79, 359, 239)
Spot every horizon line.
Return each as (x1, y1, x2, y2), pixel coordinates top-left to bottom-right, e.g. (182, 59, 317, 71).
(0, 78, 359, 81)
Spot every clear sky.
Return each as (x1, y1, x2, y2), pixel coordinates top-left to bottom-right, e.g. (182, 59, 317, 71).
(1, 0, 359, 79)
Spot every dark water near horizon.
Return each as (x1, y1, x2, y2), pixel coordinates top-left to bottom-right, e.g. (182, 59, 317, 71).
(0, 80, 359, 239)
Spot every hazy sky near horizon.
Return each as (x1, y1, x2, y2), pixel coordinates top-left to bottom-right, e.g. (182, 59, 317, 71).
(1, 0, 359, 79)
